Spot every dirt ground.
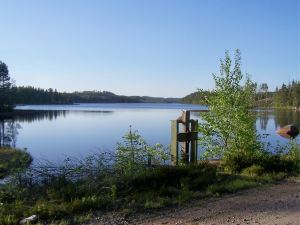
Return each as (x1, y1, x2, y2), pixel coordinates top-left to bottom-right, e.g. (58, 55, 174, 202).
(91, 178, 300, 225)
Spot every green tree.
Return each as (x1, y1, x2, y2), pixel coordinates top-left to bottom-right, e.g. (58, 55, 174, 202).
(115, 127, 170, 174)
(199, 50, 261, 171)
(0, 61, 12, 111)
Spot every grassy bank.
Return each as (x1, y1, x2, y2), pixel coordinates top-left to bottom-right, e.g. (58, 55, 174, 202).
(0, 147, 32, 179)
(0, 151, 298, 225)
(0, 129, 299, 225)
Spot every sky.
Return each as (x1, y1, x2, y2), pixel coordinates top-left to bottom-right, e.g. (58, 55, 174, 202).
(0, 0, 299, 98)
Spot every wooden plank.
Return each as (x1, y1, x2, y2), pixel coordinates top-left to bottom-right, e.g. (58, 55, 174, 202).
(177, 132, 198, 142)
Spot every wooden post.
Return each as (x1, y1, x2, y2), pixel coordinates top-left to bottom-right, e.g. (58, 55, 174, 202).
(171, 120, 179, 165)
(190, 120, 198, 163)
(182, 111, 190, 163)
(172, 111, 200, 165)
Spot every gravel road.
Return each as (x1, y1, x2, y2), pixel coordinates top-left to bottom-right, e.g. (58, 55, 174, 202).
(90, 178, 300, 225)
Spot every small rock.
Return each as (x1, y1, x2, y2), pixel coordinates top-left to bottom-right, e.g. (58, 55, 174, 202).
(19, 215, 37, 225)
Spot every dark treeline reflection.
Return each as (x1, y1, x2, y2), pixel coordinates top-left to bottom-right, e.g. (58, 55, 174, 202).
(0, 110, 68, 148)
(256, 109, 300, 131)
(273, 109, 300, 129)
(13, 110, 68, 123)
(0, 119, 20, 148)
(256, 110, 271, 131)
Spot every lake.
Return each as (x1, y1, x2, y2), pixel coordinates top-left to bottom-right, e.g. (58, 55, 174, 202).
(1, 103, 299, 163)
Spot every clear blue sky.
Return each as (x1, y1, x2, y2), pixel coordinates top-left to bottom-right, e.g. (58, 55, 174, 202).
(1, 0, 299, 97)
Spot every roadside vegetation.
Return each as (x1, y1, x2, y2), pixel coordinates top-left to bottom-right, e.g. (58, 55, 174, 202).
(0, 139, 298, 225)
(0, 147, 32, 179)
(0, 50, 299, 225)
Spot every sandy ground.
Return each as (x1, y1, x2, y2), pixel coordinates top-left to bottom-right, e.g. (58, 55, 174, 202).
(91, 178, 300, 225)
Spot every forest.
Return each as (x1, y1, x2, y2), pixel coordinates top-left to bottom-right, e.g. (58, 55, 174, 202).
(182, 80, 300, 109)
(273, 81, 300, 108)
(9, 87, 180, 105)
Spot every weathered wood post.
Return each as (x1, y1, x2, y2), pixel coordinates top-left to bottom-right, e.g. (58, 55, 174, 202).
(171, 110, 198, 165)
(171, 120, 179, 165)
(190, 119, 198, 163)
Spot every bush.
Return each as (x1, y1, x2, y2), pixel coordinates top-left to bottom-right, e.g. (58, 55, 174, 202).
(261, 154, 293, 173)
(0, 147, 32, 178)
(207, 178, 257, 195)
(121, 163, 217, 193)
(222, 150, 263, 173)
(241, 165, 265, 177)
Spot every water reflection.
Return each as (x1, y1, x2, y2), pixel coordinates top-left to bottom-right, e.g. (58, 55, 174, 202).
(256, 110, 270, 131)
(0, 110, 69, 148)
(256, 109, 300, 131)
(273, 110, 300, 129)
(0, 107, 299, 162)
(0, 119, 19, 148)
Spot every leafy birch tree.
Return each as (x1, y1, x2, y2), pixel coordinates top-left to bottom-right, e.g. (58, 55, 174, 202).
(199, 50, 261, 171)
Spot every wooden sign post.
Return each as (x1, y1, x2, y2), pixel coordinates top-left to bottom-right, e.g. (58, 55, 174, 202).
(171, 110, 198, 165)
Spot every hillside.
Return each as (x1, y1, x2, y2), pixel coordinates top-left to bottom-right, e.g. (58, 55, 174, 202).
(10, 86, 180, 105)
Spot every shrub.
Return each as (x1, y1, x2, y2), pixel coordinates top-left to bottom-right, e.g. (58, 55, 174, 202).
(241, 165, 265, 177)
(222, 152, 258, 173)
(121, 163, 217, 193)
(0, 147, 32, 178)
(207, 178, 257, 195)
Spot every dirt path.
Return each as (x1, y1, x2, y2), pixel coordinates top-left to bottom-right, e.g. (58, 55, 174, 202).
(91, 178, 300, 225)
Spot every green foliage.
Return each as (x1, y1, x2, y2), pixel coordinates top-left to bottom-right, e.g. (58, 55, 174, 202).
(198, 50, 261, 172)
(115, 127, 170, 174)
(284, 140, 300, 163)
(221, 150, 265, 173)
(262, 140, 300, 174)
(241, 165, 265, 177)
(207, 178, 257, 195)
(0, 61, 13, 112)
(230, 140, 300, 175)
(0, 147, 32, 178)
(0, 215, 18, 225)
(121, 163, 217, 193)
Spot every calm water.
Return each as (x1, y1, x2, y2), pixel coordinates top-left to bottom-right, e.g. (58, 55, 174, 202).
(1, 103, 299, 163)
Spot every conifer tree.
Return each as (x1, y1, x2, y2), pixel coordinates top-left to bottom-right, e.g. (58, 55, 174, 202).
(0, 61, 12, 111)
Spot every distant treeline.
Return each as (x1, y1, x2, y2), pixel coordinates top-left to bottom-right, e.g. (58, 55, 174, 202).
(10, 87, 72, 104)
(182, 80, 300, 109)
(10, 86, 180, 105)
(273, 81, 300, 108)
(181, 90, 213, 105)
